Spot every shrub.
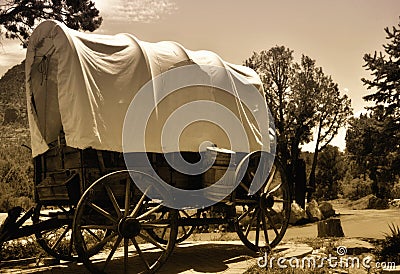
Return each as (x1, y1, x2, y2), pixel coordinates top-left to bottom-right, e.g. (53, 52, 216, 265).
(0, 237, 42, 260)
(341, 176, 373, 200)
(0, 126, 34, 212)
(375, 223, 400, 265)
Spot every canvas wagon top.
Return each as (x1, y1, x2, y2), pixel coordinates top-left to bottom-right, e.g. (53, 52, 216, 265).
(26, 20, 270, 158)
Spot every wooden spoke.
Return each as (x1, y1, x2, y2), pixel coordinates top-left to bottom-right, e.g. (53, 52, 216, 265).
(264, 210, 279, 236)
(237, 205, 256, 222)
(137, 204, 162, 220)
(131, 238, 150, 270)
(87, 232, 117, 255)
(181, 225, 187, 235)
(130, 186, 151, 218)
(68, 230, 74, 255)
(124, 178, 131, 217)
(105, 184, 122, 218)
(88, 202, 117, 223)
(51, 225, 70, 251)
(261, 211, 270, 245)
(81, 224, 115, 230)
(245, 208, 259, 237)
(138, 233, 167, 251)
(102, 236, 123, 272)
(239, 182, 250, 193)
(124, 238, 129, 274)
(141, 223, 170, 229)
(267, 183, 282, 195)
(255, 213, 260, 247)
(264, 165, 276, 191)
(83, 228, 102, 242)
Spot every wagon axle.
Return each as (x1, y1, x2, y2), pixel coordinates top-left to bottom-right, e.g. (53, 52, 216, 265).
(118, 217, 141, 238)
(260, 193, 275, 208)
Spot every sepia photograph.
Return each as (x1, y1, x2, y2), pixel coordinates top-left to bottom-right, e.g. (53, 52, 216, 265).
(0, 0, 399, 273)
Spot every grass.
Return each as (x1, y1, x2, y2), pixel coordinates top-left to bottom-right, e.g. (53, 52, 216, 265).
(0, 236, 43, 261)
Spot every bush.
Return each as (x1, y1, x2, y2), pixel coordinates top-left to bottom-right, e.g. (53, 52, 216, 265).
(0, 126, 34, 212)
(341, 176, 373, 200)
(0, 237, 42, 260)
(390, 180, 400, 199)
(375, 223, 400, 265)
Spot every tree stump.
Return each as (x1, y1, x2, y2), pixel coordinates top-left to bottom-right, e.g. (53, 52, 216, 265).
(317, 218, 344, 237)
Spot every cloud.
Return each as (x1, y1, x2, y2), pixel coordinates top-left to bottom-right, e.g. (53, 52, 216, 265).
(95, 0, 178, 23)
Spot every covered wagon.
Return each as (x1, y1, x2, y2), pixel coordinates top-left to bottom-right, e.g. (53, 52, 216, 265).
(0, 20, 291, 274)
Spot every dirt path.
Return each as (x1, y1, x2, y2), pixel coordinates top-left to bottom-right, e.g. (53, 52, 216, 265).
(1, 202, 399, 273)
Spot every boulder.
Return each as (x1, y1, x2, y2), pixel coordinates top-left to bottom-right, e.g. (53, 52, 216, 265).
(367, 196, 389, 209)
(289, 202, 308, 225)
(350, 194, 389, 210)
(2, 108, 19, 124)
(336, 238, 375, 255)
(306, 200, 323, 222)
(319, 201, 336, 219)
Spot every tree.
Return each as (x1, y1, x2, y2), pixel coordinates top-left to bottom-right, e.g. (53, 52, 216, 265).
(346, 109, 399, 198)
(314, 145, 346, 200)
(362, 19, 400, 120)
(245, 48, 315, 184)
(351, 18, 400, 198)
(245, 46, 349, 202)
(307, 71, 352, 198)
(0, 0, 102, 46)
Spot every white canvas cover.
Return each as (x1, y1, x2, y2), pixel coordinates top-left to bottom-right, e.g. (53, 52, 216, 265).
(26, 20, 269, 157)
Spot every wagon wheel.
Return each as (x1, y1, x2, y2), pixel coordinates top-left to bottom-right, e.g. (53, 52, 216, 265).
(32, 204, 75, 261)
(234, 153, 291, 252)
(73, 170, 178, 274)
(32, 204, 111, 261)
(146, 209, 198, 244)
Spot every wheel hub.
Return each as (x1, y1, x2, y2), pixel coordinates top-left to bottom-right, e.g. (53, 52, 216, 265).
(118, 217, 141, 238)
(260, 193, 274, 208)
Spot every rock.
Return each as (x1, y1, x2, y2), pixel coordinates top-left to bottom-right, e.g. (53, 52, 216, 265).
(274, 242, 313, 258)
(319, 201, 336, 219)
(336, 238, 375, 255)
(367, 196, 389, 209)
(349, 194, 389, 210)
(289, 202, 308, 225)
(382, 265, 400, 274)
(306, 200, 323, 222)
(390, 199, 400, 208)
(3, 108, 19, 124)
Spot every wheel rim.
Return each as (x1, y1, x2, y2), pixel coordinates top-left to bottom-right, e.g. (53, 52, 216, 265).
(73, 170, 178, 274)
(235, 158, 291, 252)
(33, 204, 76, 261)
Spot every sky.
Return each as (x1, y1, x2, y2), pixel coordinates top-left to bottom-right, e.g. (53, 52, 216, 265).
(0, 0, 399, 150)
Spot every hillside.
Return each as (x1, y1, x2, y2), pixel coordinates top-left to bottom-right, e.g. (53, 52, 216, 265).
(0, 62, 33, 212)
(0, 62, 27, 127)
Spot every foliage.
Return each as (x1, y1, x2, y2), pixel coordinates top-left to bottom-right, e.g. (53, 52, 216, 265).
(245, 47, 351, 197)
(347, 18, 400, 199)
(346, 110, 399, 198)
(314, 145, 347, 200)
(341, 177, 373, 201)
(375, 223, 400, 264)
(0, 125, 33, 212)
(0, 237, 42, 260)
(0, 0, 102, 46)
(362, 19, 400, 120)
